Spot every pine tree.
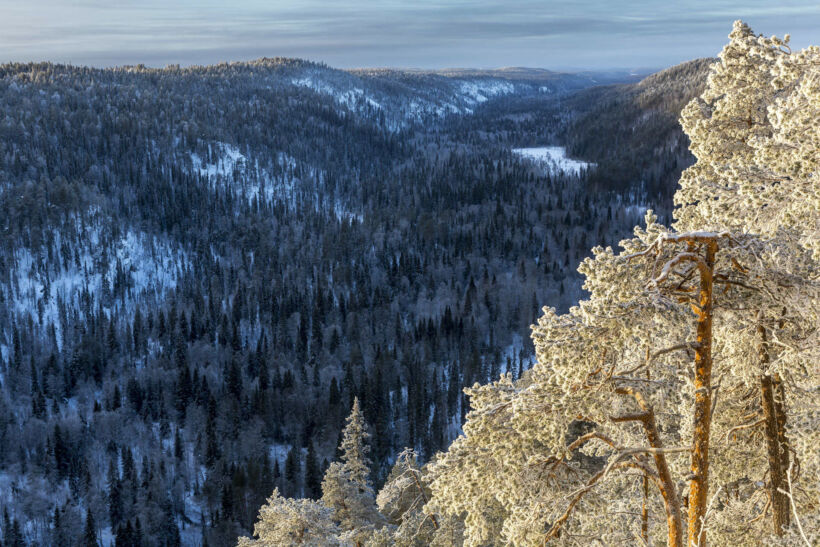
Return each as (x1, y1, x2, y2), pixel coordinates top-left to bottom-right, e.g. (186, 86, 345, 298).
(82, 510, 98, 547)
(321, 398, 384, 545)
(338, 397, 371, 487)
(675, 21, 820, 541)
(237, 489, 339, 546)
(304, 442, 322, 499)
(284, 447, 301, 497)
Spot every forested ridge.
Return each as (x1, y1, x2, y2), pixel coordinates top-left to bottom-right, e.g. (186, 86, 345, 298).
(561, 58, 715, 212)
(0, 46, 735, 546)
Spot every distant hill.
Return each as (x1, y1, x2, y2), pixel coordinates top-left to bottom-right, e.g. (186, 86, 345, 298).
(390, 65, 646, 84)
(560, 58, 715, 215)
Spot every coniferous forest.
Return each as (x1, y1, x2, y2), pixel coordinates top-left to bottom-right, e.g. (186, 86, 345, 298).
(1, 20, 818, 547)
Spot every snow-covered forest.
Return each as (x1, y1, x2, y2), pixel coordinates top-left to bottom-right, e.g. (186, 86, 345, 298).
(0, 51, 662, 546)
(0, 19, 816, 547)
(236, 21, 819, 547)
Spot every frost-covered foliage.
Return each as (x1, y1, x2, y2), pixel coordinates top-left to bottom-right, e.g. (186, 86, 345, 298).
(373, 448, 463, 546)
(676, 21, 820, 256)
(237, 488, 339, 546)
(426, 212, 816, 545)
(321, 398, 385, 545)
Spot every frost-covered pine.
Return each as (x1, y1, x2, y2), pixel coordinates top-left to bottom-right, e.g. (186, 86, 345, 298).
(339, 397, 373, 487)
(321, 398, 385, 545)
(236, 488, 340, 546)
(426, 207, 816, 546)
(676, 19, 818, 257)
(376, 448, 425, 525)
(676, 20, 819, 544)
(372, 448, 461, 546)
(675, 21, 779, 234)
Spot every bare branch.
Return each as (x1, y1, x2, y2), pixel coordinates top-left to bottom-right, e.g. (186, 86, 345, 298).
(566, 431, 619, 452)
(616, 343, 697, 376)
(655, 252, 709, 286)
(611, 412, 652, 423)
(778, 462, 812, 547)
(543, 461, 663, 543)
(725, 419, 765, 443)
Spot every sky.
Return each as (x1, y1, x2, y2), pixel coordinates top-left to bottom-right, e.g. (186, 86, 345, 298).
(1, 0, 819, 71)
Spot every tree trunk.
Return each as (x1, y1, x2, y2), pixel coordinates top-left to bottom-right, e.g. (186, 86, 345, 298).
(614, 388, 683, 547)
(774, 378, 790, 491)
(688, 241, 716, 547)
(642, 472, 649, 544)
(758, 320, 791, 535)
(642, 370, 651, 545)
(761, 374, 790, 534)
(644, 409, 684, 547)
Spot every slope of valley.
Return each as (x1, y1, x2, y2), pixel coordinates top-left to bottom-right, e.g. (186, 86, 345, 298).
(0, 58, 708, 545)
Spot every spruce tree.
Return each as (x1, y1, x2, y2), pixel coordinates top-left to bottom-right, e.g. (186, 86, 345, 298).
(321, 398, 384, 544)
(82, 510, 97, 547)
(304, 442, 321, 499)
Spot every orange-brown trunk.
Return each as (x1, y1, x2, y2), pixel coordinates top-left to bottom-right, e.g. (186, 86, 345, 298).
(645, 410, 683, 547)
(688, 241, 715, 546)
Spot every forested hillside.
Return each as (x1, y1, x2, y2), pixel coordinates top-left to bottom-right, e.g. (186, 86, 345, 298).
(561, 58, 714, 215)
(0, 57, 711, 546)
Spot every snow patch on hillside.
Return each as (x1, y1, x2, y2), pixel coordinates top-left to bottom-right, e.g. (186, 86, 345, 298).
(5, 227, 186, 346)
(191, 141, 364, 221)
(291, 77, 380, 112)
(192, 142, 246, 179)
(290, 74, 516, 123)
(512, 146, 594, 176)
(501, 333, 535, 375)
(624, 204, 649, 217)
(458, 80, 515, 104)
(191, 142, 300, 206)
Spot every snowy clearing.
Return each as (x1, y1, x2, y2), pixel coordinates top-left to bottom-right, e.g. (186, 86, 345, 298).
(512, 146, 594, 176)
(291, 77, 380, 112)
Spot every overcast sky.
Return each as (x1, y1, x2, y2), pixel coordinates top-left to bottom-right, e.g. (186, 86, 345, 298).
(1, 1, 819, 71)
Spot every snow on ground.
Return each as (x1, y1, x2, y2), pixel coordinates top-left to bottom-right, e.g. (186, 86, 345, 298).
(512, 146, 594, 176)
(292, 75, 514, 122)
(269, 443, 294, 469)
(333, 201, 364, 224)
(191, 141, 364, 221)
(5, 226, 186, 346)
(291, 77, 381, 112)
(100, 527, 115, 547)
(291, 76, 335, 96)
(191, 142, 301, 207)
(458, 80, 515, 104)
(500, 333, 536, 376)
(338, 88, 381, 111)
(191, 142, 246, 180)
(406, 80, 515, 119)
(624, 204, 649, 217)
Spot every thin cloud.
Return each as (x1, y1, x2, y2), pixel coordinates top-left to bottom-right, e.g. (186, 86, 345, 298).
(1, 0, 818, 69)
